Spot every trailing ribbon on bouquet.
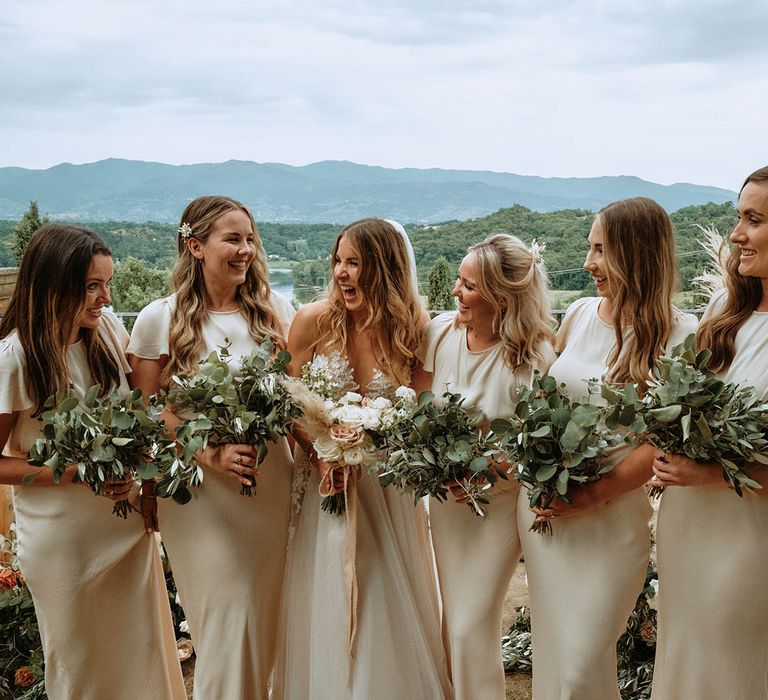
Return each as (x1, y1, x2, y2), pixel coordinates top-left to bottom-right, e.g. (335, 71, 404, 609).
(318, 463, 360, 663)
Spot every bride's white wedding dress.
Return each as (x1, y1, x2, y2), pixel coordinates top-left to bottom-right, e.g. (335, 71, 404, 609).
(273, 362, 453, 699)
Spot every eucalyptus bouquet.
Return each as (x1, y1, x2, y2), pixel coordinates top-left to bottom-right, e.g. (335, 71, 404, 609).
(282, 353, 407, 515)
(166, 338, 300, 500)
(602, 333, 768, 497)
(491, 373, 622, 534)
(27, 386, 174, 517)
(377, 390, 503, 516)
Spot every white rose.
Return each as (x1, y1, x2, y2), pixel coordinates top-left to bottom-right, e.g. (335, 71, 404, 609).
(395, 386, 417, 404)
(360, 408, 381, 430)
(314, 435, 343, 462)
(341, 391, 363, 404)
(370, 396, 392, 410)
(333, 404, 367, 428)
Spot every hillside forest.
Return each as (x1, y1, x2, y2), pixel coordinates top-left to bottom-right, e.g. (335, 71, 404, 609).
(0, 201, 738, 312)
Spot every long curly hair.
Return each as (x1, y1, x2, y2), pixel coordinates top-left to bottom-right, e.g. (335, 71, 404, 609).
(0, 224, 121, 415)
(459, 234, 554, 371)
(597, 197, 678, 393)
(161, 195, 285, 386)
(314, 218, 423, 386)
(697, 166, 768, 372)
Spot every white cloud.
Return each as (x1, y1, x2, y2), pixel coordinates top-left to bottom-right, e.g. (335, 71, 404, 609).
(1, 0, 766, 190)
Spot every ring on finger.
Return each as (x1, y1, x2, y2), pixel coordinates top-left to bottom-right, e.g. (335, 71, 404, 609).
(236, 456, 243, 465)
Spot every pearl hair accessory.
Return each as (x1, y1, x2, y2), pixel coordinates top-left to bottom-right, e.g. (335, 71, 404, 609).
(178, 222, 194, 239)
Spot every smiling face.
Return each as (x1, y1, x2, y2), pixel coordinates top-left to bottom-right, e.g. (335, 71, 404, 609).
(188, 209, 256, 290)
(74, 253, 113, 336)
(334, 234, 364, 313)
(452, 254, 497, 328)
(730, 181, 768, 281)
(584, 218, 612, 297)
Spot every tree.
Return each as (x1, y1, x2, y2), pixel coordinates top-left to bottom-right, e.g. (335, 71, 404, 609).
(428, 256, 455, 311)
(9, 202, 46, 264)
(110, 257, 170, 315)
(292, 259, 330, 304)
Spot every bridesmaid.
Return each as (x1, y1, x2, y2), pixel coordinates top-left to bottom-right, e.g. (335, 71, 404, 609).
(127, 196, 295, 700)
(650, 166, 768, 700)
(0, 224, 185, 699)
(417, 234, 555, 699)
(274, 218, 452, 699)
(519, 197, 698, 699)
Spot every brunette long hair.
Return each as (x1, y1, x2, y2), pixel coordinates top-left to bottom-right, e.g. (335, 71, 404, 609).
(0, 224, 120, 415)
(697, 166, 768, 371)
(597, 197, 678, 392)
(314, 218, 423, 386)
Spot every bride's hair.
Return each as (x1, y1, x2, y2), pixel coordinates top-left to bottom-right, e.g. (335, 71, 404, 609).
(597, 197, 678, 393)
(314, 218, 423, 386)
(697, 166, 768, 371)
(460, 234, 554, 371)
(0, 223, 121, 415)
(162, 195, 285, 386)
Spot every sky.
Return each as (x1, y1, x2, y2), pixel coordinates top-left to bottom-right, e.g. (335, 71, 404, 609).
(2, 0, 766, 190)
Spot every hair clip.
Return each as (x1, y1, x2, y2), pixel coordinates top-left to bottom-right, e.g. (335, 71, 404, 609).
(529, 238, 545, 264)
(178, 223, 194, 239)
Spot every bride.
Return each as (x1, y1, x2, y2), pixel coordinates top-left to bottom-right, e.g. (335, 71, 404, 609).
(273, 218, 453, 699)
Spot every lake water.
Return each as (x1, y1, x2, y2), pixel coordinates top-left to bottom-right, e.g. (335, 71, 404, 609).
(269, 267, 294, 302)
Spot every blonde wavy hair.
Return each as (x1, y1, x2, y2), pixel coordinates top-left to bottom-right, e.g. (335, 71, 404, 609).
(697, 166, 768, 372)
(314, 218, 423, 386)
(457, 234, 554, 371)
(597, 197, 678, 393)
(161, 195, 285, 386)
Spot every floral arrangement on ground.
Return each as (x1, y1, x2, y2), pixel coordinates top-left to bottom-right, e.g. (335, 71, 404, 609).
(0, 529, 192, 700)
(0, 527, 45, 699)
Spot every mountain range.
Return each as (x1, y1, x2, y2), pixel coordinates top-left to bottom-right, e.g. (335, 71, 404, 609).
(0, 158, 737, 223)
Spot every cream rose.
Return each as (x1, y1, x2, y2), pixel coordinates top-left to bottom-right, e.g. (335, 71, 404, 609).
(330, 423, 366, 447)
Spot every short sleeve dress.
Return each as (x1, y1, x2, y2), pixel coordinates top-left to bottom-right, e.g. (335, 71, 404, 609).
(519, 297, 698, 700)
(652, 290, 768, 700)
(423, 311, 555, 699)
(1, 309, 185, 700)
(127, 292, 295, 700)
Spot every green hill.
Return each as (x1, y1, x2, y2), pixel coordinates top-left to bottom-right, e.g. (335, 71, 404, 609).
(0, 159, 736, 223)
(0, 200, 738, 298)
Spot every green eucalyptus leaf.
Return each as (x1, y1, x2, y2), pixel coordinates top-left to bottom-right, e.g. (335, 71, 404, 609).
(649, 405, 683, 423)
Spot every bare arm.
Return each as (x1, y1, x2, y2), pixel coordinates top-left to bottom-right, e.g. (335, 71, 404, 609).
(128, 354, 183, 432)
(410, 310, 434, 394)
(285, 301, 347, 490)
(286, 303, 325, 457)
(542, 443, 656, 518)
(652, 451, 768, 494)
(0, 413, 79, 485)
(411, 364, 433, 395)
(0, 413, 133, 503)
(127, 353, 257, 487)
